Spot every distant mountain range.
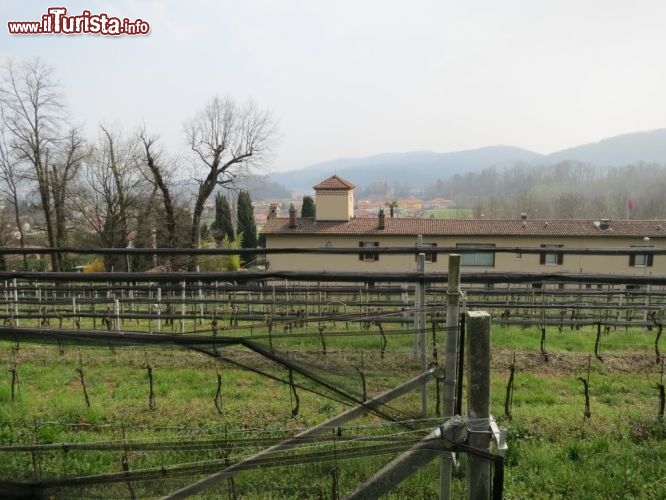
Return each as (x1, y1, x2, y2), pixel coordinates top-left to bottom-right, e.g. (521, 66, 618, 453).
(270, 129, 666, 192)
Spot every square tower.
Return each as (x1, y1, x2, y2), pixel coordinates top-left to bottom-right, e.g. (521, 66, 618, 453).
(313, 175, 355, 221)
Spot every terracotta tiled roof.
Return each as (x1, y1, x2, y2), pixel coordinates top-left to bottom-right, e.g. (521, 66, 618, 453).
(313, 175, 355, 191)
(261, 217, 666, 238)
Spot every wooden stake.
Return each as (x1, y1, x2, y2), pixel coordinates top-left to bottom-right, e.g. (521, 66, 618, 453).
(504, 353, 516, 420)
(76, 351, 91, 408)
(214, 368, 223, 415)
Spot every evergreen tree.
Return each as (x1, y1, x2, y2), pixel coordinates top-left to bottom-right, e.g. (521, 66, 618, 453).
(210, 193, 235, 243)
(301, 195, 316, 217)
(200, 222, 210, 241)
(237, 190, 257, 265)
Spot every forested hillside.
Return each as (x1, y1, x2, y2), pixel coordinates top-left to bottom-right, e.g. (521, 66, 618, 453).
(423, 161, 666, 220)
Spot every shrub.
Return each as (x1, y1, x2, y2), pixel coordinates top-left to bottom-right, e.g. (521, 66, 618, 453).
(83, 259, 106, 272)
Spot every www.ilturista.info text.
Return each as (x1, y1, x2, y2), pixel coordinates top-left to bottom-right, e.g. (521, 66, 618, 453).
(8, 7, 150, 36)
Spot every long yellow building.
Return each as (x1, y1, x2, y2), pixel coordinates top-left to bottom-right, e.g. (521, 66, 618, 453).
(261, 175, 666, 276)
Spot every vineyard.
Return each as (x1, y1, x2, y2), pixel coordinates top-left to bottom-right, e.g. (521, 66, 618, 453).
(0, 257, 664, 498)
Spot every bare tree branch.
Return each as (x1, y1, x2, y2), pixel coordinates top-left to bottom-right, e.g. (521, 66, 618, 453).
(184, 96, 276, 269)
(0, 58, 81, 270)
(0, 122, 28, 266)
(139, 129, 179, 254)
(71, 125, 147, 270)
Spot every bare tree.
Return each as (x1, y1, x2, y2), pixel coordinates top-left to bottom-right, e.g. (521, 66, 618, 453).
(137, 130, 198, 270)
(51, 128, 86, 255)
(139, 130, 178, 250)
(185, 96, 275, 261)
(0, 207, 17, 270)
(0, 58, 85, 270)
(0, 123, 27, 268)
(72, 125, 147, 270)
(555, 192, 587, 219)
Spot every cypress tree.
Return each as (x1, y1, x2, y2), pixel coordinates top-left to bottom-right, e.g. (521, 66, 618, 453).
(301, 195, 316, 217)
(210, 193, 235, 243)
(237, 190, 257, 265)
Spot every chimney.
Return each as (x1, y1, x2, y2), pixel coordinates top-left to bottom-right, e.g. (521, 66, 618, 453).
(268, 203, 279, 220)
(520, 212, 527, 220)
(600, 218, 610, 230)
(289, 203, 297, 228)
(378, 208, 385, 230)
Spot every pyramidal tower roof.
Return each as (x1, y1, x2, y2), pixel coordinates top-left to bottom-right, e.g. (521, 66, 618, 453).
(313, 175, 355, 191)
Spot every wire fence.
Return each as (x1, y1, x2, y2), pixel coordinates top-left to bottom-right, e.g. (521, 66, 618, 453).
(0, 247, 664, 498)
(0, 273, 663, 334)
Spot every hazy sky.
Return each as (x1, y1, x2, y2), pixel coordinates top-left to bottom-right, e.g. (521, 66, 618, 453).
(1, 0, 666, 172)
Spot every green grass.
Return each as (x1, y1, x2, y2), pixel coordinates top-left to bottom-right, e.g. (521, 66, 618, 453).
(0, 316, 664, 498)
(491, 322, 658, 353)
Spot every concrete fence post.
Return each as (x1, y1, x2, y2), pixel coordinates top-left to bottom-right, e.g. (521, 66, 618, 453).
(181, 280, 186, 334)
(440, 254, 461, 500)
(12, 278, 19, 327)
(417, 252, 428, 417)
(466, 310, 492, 500)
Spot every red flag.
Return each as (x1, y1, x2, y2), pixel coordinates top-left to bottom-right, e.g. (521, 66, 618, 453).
(626, 198, 635, 210)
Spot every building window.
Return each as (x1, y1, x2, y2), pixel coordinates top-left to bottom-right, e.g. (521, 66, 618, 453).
(629, 247, 653, 267)
(540, 245, 563, 265)
(416, 242, 437, 263)
(457, 244, 495, 267)
(359, 241, 379, 261)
